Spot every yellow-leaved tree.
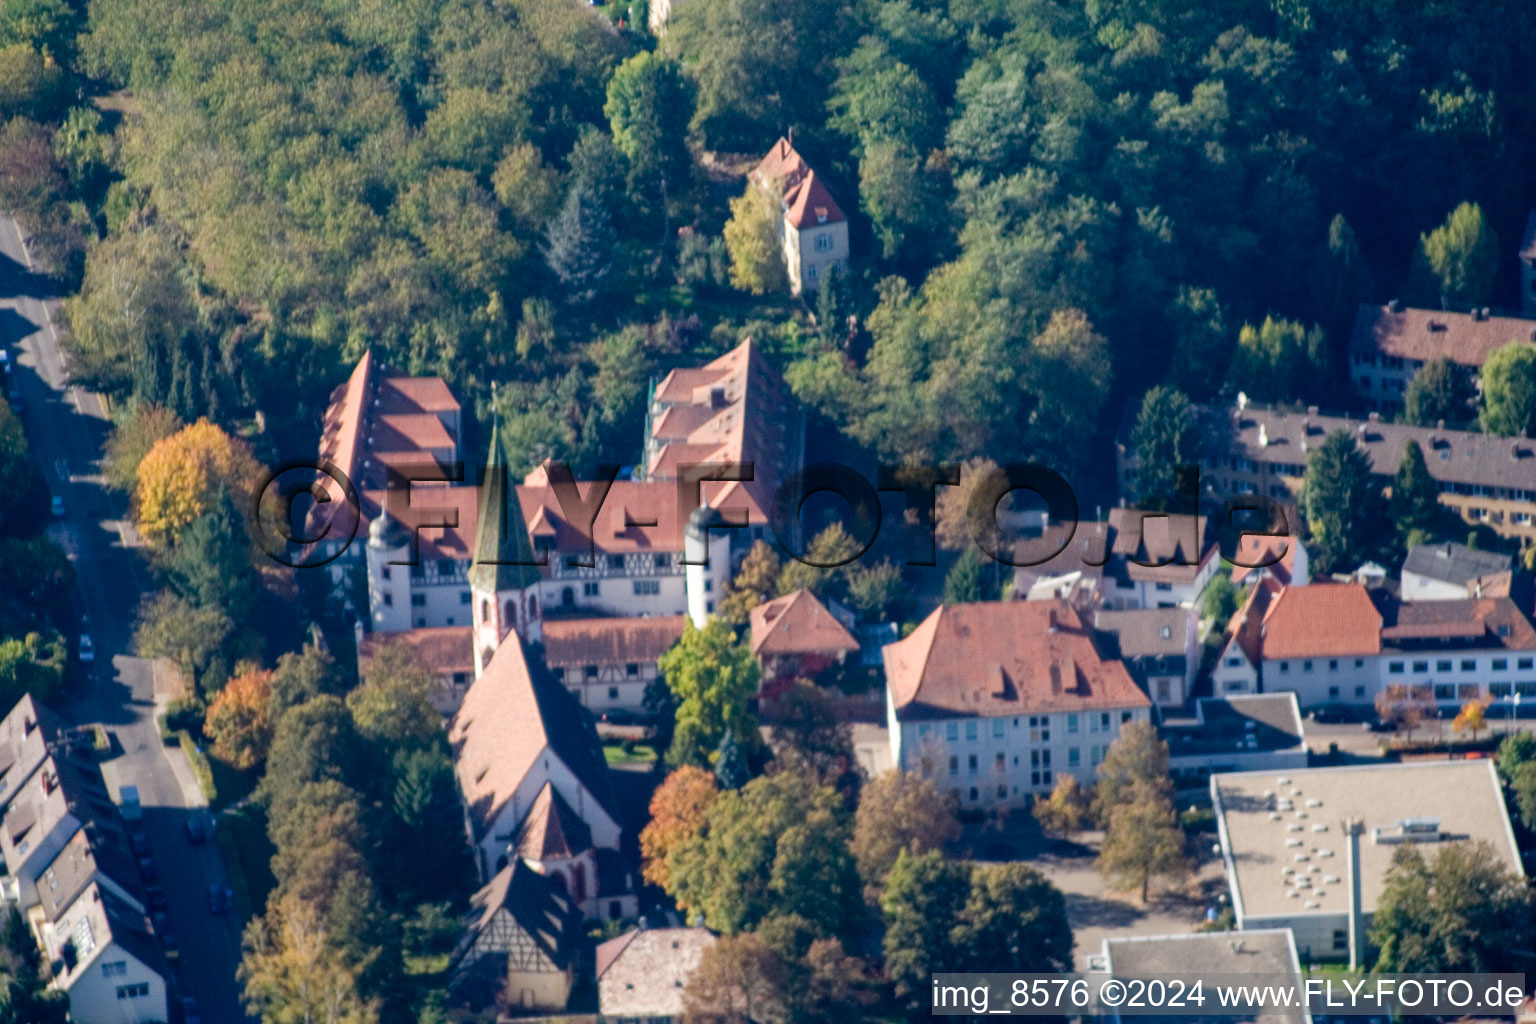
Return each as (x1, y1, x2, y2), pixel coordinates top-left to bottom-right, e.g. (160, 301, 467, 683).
(134, 419, 261, 545)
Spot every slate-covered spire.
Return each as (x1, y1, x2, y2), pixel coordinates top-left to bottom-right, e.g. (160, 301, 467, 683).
(469, 404, 541, 593)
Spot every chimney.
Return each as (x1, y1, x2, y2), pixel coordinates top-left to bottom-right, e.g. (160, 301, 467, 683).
(1345, 818, 1366, 971)
(1387, 298, 1401, 312)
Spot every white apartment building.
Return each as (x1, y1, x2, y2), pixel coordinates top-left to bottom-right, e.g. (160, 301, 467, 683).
(885, 602, 1153, 809)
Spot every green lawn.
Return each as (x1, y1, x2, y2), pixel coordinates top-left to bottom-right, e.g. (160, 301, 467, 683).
(603, 741, 658, 765)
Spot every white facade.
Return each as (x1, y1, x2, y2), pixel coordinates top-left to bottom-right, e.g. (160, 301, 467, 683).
(1213, 640, 1261, 696)
(54, 939, 167, 1024)
(1101, 554, 1220, 611)
(785, 220, 849, 295)
(1265, 655, 1380, 707)
(474, 750, 622, 880)
(1400, 569, 1478, 601)
(887, 698, 1154, 810)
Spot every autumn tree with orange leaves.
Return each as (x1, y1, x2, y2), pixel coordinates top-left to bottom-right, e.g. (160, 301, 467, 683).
(639, 765, 718, 891)
(205, 669, 274, 770)
(134, 418, 261, 546)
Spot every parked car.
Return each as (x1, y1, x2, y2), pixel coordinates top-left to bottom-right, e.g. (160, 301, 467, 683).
(119, 784, 142, 823)
(50, 495, 64, 518)
(160, 931, 179, 960)
(181, 997, 202, 1024)
(77, 634, 93, 663)
(183, 817, 208, 845)
(207, 884, 232, 915)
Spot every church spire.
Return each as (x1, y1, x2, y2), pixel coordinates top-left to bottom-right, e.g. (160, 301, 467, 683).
(469, 401, 541, 593)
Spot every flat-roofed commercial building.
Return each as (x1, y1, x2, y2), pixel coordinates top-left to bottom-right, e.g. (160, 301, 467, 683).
(1210, 761, 1522, 961)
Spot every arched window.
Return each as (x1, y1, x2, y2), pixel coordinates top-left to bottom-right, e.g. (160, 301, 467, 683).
(561, 587, 575, 607)
(480, 599, 489, 622)
(528, 595, 538, 618)
(505, 600, 517, 629)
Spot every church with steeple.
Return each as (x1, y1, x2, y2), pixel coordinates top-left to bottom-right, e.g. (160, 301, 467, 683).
(469, 411, 543, 676)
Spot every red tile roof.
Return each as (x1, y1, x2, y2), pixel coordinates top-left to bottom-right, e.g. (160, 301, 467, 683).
(358, 627, 473, 678)
(749, 590, 859, 658)
(317, 350, 461, 494)
(1225, 575, 1282, 664)
(1257, 583, 1382, 659)
(1231, 534, 1299, 586)
(1382, 597, 1536, 649)
(449, 637, 619, 839)
(541, 616, 687, 668)
(514, 781, 593, 861)
(885, 602, 1151, 720)
(1350, 303, 1536, 369)
(643, 338, 800, 524)
(751, 137, 846, 227)
(1108, 508, 1215, 585)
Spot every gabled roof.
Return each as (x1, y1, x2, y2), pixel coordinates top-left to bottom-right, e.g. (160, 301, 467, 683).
(46, 881, 165, 991)
(0, 694, 62, 810)
(358, 627, 473, 679)
(449, 637, 620, 838)
(1381, 596, 1536, 650)
(749, 590, 859, 658)
(885, 602, 1150, 720)
(514, 480, 689, 554)
(514, 782, 593, 862)
(465, 860, 580, 971)
(1257, 583, 1382, 660)
(643, 338, 800, 525)
(751, 138, 847, 228)
(316, 350, 461, 496)
(597, 927, 716, 1019)
(1349, 302, 1536, 369)
(1093, 607, 1189, 658)
(1224, 575, 1283, 665)
(469, 415, 541, 593)
(1107, 508, 1214, 584)
(540, 615, 687, 668)
(36, 825, 139, 923)
(1401, 541, 1512, 587)
(1231, 534, 1300, 586)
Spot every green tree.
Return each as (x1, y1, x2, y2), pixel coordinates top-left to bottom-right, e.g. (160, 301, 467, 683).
(0, 905, 67, 1023)
(844, 559, 908, 622)
(880, 850, 970, 1018)
(491, 143, 561, 234)
(719, 540, 781, 625)
(165, 490, 255, 620)
(714, 728, 750, 790)
(0, 395, 46, 537)
(1371, 840, 1532, 973)
(347, 641, 440, 748)
(1406, 201, 1499, 308)
(133, 590, 232, 690)
(1228, 316, 1329, 403)
(1495, 731, 1536, 783)
(103, 404, 181, 492)
(1092, 720, 1172, 823)
(1390, 440, 1442, 552)
(943, 546, 997, 605)
(1512, 761, 1536, 831)
(1097, 779, 1188, 900)
(667, 768, 860, 940)
(658, 618, 760, 769)
(1479, 341, 1536, 437)
(1303, 430, 1383, 574)
(955, 862, 1073, 971)
(1203, 574, 1240, 623)
(1167, 286, 1230, 399)
(1132, 386, 1200, 507)
(776, 522, 862, 602)
(1032, 774, 1091, 837)
(604, 51, 692, 233)
(544, 181, 614, 306)
(1403, 357, 1475, 427)
(388, 747, 474, 904)
(0, 43, 63, 120)
(851, 770, 959, 903)
(723, 181, 787, 295)
(260, 695, 369, 824)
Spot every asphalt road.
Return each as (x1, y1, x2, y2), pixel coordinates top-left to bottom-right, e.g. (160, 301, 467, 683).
(0, 215, 248, 1023)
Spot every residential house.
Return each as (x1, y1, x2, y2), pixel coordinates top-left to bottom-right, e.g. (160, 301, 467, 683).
(1400, 541, 1512, 601)
(597, 926, 716, 1024)
(1142, 398, 1536, 541)
(1211, 761, 1522, 960)
(1100, 929, 1310, 1024)
(43, 882, 168, 1024)
(1252, 584, 1383, 708)
(1348, 301, 1536, 409)
(750, 589, 860, 698)
(451, 859, 581, 1014)
(0, 695, 62, 814)
(32, 827, 144, 928)
(1212, 577, 1281, 697)
(884, 601, 1153, 810)
(1165, 694, 1308, 783)
(1093, 606, 1197, 708)
(750, 138, 850, 294)
(1231, 533, 1309, 588)
(543, 615, 687, 714)
(642, 337, 805, 550)
(1012, 512, 1218, 612)
(0, 754, 118, 906)
(449, 635, 635, 919)
(1378, 595, 1536, 707)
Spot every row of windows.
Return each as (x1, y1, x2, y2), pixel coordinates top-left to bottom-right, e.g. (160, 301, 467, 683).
(116, 983, 150, 1000)
(553, 664, 644, 681)
(1387, 656, 1531, 674)
(1276, 658, 1367, 673)
(926, 712, 1127, 744)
